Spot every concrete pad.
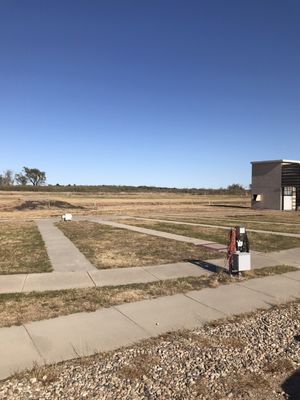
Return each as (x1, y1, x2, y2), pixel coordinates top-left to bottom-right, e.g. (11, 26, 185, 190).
(240, 275, 300, 302)
(143, 262, 211, 280)
(283, 270, 300, 281)
(25, 308, 149, 364)
(23, 272, 95, 292)
(90, 267, 158, 287)
(36, 219, 96, 272)
(200, 243, 227, 251)
(115, 294, 224, 335)
(0, 326, 42, 380)
(186, 284, 275, 316)
(0, 274, 27, 294)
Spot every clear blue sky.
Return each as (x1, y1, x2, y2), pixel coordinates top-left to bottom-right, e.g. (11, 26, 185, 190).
(0, 0, 299, 188)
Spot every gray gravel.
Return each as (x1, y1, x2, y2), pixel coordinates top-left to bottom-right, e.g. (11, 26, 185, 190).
(0, 301, 299, 400)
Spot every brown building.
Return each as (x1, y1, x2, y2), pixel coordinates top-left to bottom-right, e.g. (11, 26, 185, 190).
(251, 160, 300, 210)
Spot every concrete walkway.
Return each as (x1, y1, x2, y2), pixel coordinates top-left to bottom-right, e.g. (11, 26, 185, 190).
(1, 216, 300, 295)
(208, 248, 300, 270)
(0, 269, 299, 380)
(36, 220, 96, 272)
(0, 262, 211, 294)
(129, 217, 300, 238)
(86, 217, 227, 252)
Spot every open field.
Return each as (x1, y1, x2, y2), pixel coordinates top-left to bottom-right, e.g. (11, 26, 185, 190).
(1, 190, 300, 226)
(1, 301, 299, 399)
(119, 219, 300, 252)
(0, 265, 295, 328)
(0, 191, 251, 220)
(0, 222, 52, 274)
(56, 221, 220, 268)
(159, 211, 300, 224)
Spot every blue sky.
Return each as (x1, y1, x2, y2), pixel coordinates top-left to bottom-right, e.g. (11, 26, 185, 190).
(0, 0, 299, 188)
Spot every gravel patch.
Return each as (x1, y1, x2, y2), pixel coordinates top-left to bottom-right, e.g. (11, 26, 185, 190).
(0, 301, 299, 400)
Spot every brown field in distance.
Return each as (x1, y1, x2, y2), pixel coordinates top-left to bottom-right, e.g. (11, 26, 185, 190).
(0, 190, 299, 224)
(0, 190, 259, 219)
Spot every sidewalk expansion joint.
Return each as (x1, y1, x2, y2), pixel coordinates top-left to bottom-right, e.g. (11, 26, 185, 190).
(284, 275, 300, 282)
(112, 306, 152, 337)
(237, 283, 277, 302)
(71, 343, 81, 358)
(23, 325, 44, 361)
(21, 274, 29, 293)
(87, 271, 97, 287)
(141, 267, 161, 280)
(183, 293, 228, 317)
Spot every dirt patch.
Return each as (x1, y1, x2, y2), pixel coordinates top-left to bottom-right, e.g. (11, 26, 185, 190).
(15, 200, 84, 210)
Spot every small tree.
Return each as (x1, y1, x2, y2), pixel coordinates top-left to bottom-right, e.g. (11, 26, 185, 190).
(0, 169, 14, 186)
(23, 167, 46, 186)
(15, 173, 28, 185)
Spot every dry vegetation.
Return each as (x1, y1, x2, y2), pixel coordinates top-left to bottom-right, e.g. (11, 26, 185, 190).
(56, 221, 220, 268)
(0, 221, 51, 274)
(119, 219, 300, 252)
(154, 216, 300, 234)
(0, 265, 296, 328)
(1, 190, 299, 226)
(0, 191, 250, 220)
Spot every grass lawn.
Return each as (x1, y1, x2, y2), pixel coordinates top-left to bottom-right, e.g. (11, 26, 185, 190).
(155, 217, 300, 234)
(120, 220, 300, 252)
(0, 265, 296, 328)
(0, 222, 52, 274)
(56, 221, 220, 269)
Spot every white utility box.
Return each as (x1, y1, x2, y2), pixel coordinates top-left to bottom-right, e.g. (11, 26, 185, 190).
(61, 213, 72, 221)
(232, 252, 251, 271)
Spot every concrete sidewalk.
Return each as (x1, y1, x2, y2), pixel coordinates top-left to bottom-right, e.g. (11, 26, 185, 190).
(0, 262, 211, 294)
(130, 216, 300, 238)
(0, 269, 299, 381)
(1, 251, 299, 295)
(86, 217, 227, 252)
(36, 219, 96, 272)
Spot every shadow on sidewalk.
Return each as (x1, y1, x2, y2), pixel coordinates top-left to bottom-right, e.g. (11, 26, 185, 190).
(186, 259, 228, 274)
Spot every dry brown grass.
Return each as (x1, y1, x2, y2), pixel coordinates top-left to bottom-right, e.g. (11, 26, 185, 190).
(56, 221, 220, 269)
(0, 191, 251, 220)
(154, 216, 300, 234)
(0, 265, 296, 328)
(119, 219, 300, 252)
(0, 221, 52, 274)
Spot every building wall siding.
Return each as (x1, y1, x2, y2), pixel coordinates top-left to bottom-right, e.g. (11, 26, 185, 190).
(251, 162, 282, 209)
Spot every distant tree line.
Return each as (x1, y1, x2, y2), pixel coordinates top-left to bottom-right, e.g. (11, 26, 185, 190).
(0, 167, 46, 187)
(0, 169, 248, 194)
